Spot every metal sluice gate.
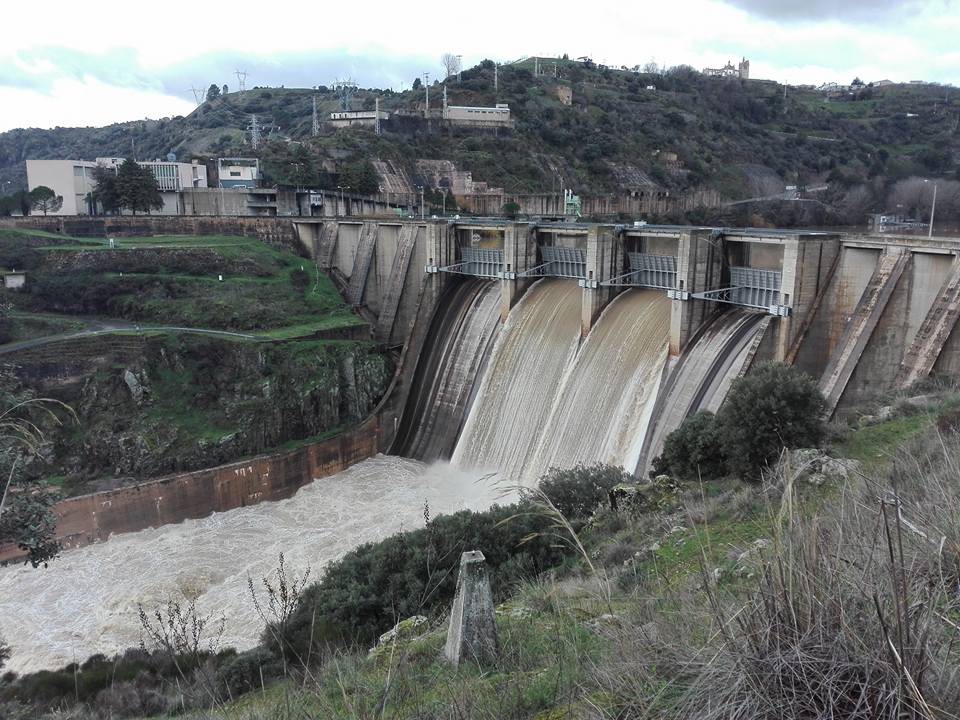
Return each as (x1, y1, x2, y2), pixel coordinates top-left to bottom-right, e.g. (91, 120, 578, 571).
(514, 246, 587, 279)
(691, 266, 790, 316)
(430, 247, 503, 278)
(602, 253, 678, 290)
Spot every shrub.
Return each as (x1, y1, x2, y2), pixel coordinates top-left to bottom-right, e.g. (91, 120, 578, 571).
(216, 647, 278, 698)
(716, 362, 825, 481)
(651, 410, 726, 481)
(538, 463, 633, 519)
(290, 267, 310, 293)
(277, 502, 571, 662)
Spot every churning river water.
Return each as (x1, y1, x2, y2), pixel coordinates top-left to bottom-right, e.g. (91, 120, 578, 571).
(0, 456, 506, 674)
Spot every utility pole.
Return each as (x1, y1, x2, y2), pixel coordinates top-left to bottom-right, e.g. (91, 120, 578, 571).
(417, 185, 425, 219)
(248, 114, 260, 150)
(235, 69, 247, 93)
(494, 63, 498, 93)
(375, 97, 381, 135)
(534, 57, 539, 76)
(457, 54, 462, 82)
(929, 182, 938, 238)
(312, 96, 320, 137)
(423, 73, 430, 119)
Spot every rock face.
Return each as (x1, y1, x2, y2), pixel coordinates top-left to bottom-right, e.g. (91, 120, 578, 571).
(11, 334, 392, 492)
(444, 550, 499, 668)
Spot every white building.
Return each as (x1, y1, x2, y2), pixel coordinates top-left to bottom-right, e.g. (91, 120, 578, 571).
(217, 158, 260, 188)
(26, 158, 207, 215)
(328, 111, 389, 128)
(25, 160, 99, 215)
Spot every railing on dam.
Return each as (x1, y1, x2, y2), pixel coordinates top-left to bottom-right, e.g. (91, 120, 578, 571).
(602, 253, 678, 289)
(433, 247, 504, 278)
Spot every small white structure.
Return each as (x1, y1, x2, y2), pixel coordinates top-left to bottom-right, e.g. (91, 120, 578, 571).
(328, 111, 389, 128)
(3, 271, 26, 290)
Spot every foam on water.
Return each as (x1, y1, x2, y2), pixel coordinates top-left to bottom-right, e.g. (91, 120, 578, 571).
(0, 456, 506, 674)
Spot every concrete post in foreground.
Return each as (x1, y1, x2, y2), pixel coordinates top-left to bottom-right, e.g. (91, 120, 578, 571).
(443, 550, 499, 667)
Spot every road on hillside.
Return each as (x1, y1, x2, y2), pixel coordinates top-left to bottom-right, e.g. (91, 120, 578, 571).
(0, 323, 257, 355)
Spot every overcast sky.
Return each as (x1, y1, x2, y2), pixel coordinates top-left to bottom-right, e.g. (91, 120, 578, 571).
(1, 0, 957, 133)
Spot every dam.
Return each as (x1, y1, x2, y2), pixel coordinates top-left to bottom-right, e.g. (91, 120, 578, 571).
(3, 214, 960, 672)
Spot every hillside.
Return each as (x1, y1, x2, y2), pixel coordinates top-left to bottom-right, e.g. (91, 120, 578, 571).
(0, 229, 390, 494)
(1, 59, 958, 222)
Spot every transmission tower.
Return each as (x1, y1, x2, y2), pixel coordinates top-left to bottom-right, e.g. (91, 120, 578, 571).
(332, 79, 358, 111)
(188, 86, 204, 106)
(423, 72, 430, 119)
(248, 114, 261, 150)
(235, 69, 248, 93)
(312, 95, 320, 136)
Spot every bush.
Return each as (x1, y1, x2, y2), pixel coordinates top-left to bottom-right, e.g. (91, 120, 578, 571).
(290, 267, 310, 293)
(651, 411, 726, 481)
(652, 364, 825, 483)
(276, 502, 571, 662)
(538, 463, 633, 519)
(717, 363, 825, 480)
(216, 647, 278, 697)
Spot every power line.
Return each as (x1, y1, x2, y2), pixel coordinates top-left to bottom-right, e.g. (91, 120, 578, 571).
(189, 86, 204, 106)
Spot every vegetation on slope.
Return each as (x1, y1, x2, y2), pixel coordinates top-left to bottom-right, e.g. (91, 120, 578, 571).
(2, 59, 958, 223)
(0, 232, 389, 496)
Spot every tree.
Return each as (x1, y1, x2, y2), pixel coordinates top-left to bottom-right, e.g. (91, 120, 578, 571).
(502, 201, 520, 219)
(91, 166, 121, 213)
(206, 83, 221, 102)
(412, 77, 422, 91)
(716, 362, 826, 480)
(339, 160, 380, 196)
(115, 158, 164, 215)
(651, 410, 727, 481)
(28, 186, 62, 215)
(441, 53, 461, 80)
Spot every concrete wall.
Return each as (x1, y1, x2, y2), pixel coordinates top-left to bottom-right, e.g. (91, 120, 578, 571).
(840, 251, 954, 406)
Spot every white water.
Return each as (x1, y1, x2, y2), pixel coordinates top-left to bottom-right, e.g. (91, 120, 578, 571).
(0, 456, 506, 674)
(528, 289, 670, 476)
(452, 279, 583, 481)
(453, 281, 671, 484)
(639, 310, 768, 474)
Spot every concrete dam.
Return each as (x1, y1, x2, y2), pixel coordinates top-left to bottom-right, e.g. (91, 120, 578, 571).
(295, 216, 960, 473)
(5, 214, 960, 672)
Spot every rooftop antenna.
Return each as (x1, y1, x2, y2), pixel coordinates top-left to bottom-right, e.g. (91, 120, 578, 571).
(312, 95, 320, 136)
(235, 69, 248, 93)
(332, 79, 358, 112)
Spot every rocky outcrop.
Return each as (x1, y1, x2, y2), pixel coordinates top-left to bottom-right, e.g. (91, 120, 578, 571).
(13, 334, 392, 493)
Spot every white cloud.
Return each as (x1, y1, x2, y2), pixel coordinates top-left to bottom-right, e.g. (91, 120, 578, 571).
(0, 76, 194, 131)
(0, 0, 957, 131)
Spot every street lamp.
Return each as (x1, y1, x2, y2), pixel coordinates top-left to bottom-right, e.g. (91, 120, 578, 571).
(924, 179, 938, 238)
(416, 185, 425, 220)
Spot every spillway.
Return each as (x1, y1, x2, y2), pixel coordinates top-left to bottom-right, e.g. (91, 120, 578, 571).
(452, 280, 583, 481)
(0, 457, 504, 674)
(637, 309, 769, 474)
(527, 289, 670, 478)
(392, 279, 502, 461)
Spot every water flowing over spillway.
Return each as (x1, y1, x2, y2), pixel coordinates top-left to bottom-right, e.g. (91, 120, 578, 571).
(0, 457, 505, 674)
(637, 309, 769, 474)
(453, 282, 671, 484)
(392, 279, 502, 461)
(452, 280, 584, 481)
(528, 289, 670, 477)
